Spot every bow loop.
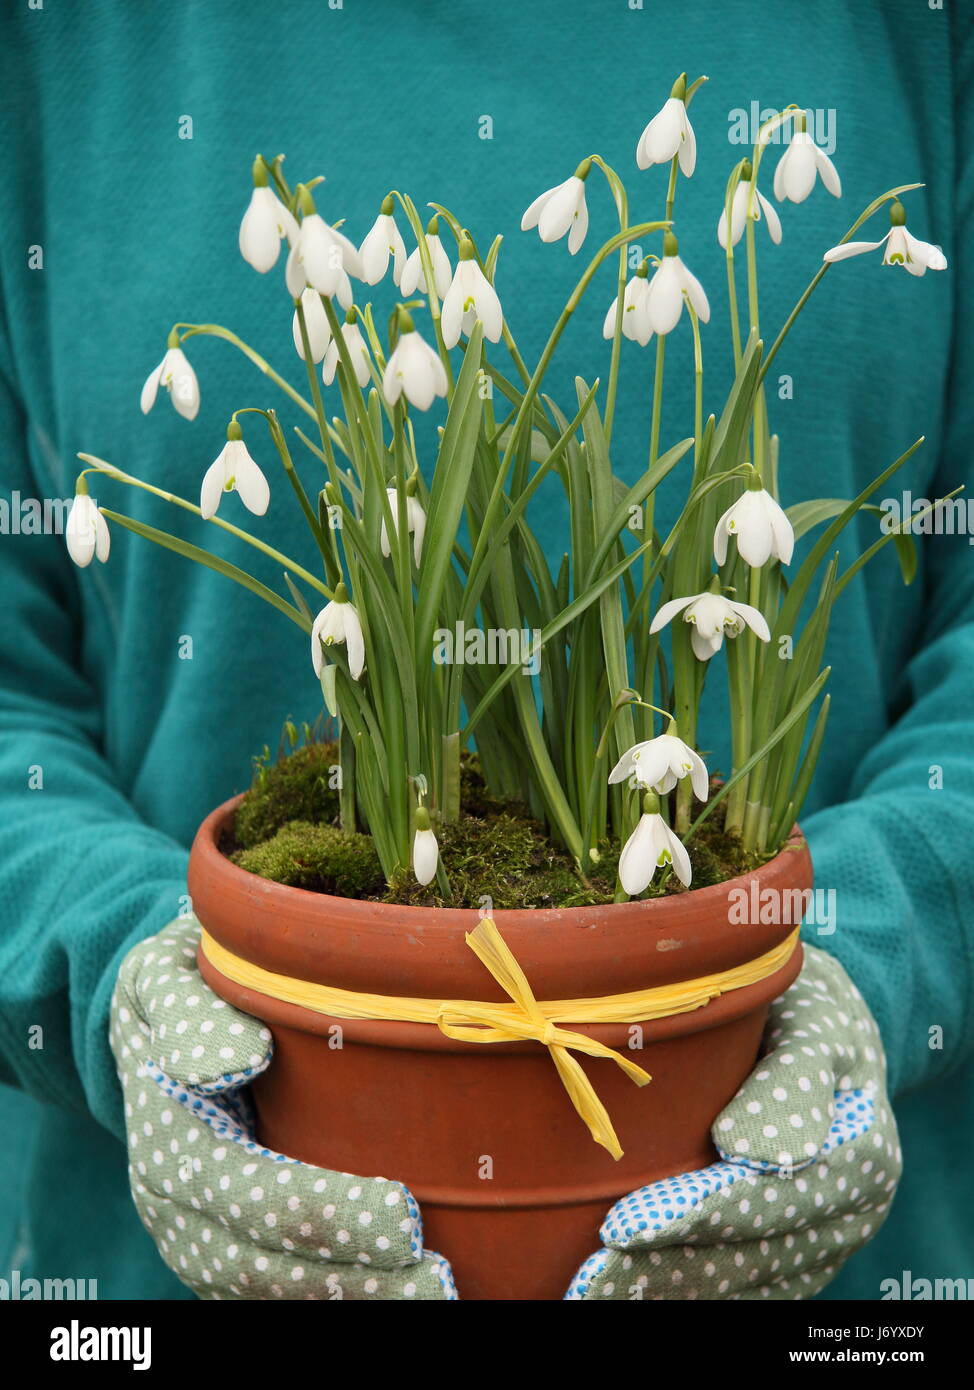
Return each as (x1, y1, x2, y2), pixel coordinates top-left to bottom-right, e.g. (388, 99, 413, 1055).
(453, 919, 653, 1159)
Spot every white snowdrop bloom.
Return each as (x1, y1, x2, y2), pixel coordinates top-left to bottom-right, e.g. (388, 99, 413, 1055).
(646, 233, 710, 335)
(609, 734, 709, 801)
(140, 342, 200, 421)
(400, 219, 452, 298)
(322, 312, 372, 388)
(286, 193, 364, 298)
(199, 426, 270, 522)
(239, 171, 299, 273)
(602, 265, 654, 346)
(311, 586, 365, 680)
(382, 313, 448, 411)
(65, 486, 110, 568)
(823, 200, 947, 276)
(412, 809, 439, 887)
(650, 589, 771, 662)
(714, 481, 795, 569)
(636, 77, 696, 176)
(292, 287, 332, 362)
(717, 167, 782, 248)
(619, 812, 692, 895)
(521, 161, 591, 254)
(773, 116, 841, 204)
(379, 488, 427, 567)
(359, 197, 407, 286)
(440, 240, 504, 349)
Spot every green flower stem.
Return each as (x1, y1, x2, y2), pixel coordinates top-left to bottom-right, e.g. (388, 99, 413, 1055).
(263, 409, 339, 587)
(390, 189, 455, 390)
(723, 633, 750, 836)
(688, 304, 704, 470)
(759, 183, 923, 383)
(726, 246, 743, 368)
(100, 507, 310, 631)
(77, 454, 333, 598)
(512, 219, 669, 458)
(590, 155, 629, 442)
(467, 220, 669, 610)
(294, 301, 341, 481)
(173, 323, 317, 422)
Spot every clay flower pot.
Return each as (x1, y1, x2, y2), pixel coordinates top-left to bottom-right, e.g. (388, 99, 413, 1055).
(190, 795, 809, 1302)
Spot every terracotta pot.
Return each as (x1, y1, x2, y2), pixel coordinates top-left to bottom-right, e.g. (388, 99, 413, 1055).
(190, 796, 809, 1302)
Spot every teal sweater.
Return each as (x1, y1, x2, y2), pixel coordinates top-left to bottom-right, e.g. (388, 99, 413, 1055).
(0, 0, 971, 1300)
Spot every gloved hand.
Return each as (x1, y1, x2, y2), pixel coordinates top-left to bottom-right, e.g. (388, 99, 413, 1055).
(566, 945, 901, 1300)
(110, 919, 456, 1300)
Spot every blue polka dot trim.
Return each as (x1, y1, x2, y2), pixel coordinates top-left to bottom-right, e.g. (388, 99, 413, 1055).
(596, 1089, 875, 1251)
(146, 1062, 425, 1263)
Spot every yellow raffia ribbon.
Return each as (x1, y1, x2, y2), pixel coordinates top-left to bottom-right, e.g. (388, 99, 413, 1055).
(200, 920, 801, 1162)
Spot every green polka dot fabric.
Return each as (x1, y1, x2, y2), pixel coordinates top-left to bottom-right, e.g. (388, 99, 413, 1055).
(110, 920, 456, 1300)
(565, 946, 901, 1299)
(112, 927, 898, 1300)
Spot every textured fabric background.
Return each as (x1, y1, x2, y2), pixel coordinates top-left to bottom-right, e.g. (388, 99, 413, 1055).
(0, 0, 971, 1299)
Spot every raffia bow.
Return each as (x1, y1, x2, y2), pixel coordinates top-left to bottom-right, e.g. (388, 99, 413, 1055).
(435, 918, 651, 1160)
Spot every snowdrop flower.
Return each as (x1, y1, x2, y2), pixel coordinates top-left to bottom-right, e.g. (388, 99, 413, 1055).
(609, 731, 708, 800)
(382, 309, 448, 411)
(400, 216, 453, 298)
(285, 186, 364, 299)
(602, 260, 654, 345)
(322, 308, 372, 388)
(380, 485, 426, 567)
(646, 233, 710, 336)
(292, 287, 332, 363)
(65, 479, 110, 568)
(311, 584, 365, 680)
(140, 336, 200, 421)
(520, 159, 591, 255)
(359, 195, 407, 286)
(322, 308, 371, 387)
(823, 199, 947, 276)
(239, 159, 299, 272)
(773, 112, 841, 204)
(618, 795, 692, 894)
(200, 422, 270, 521)
(412, 806, 439, 887)
(650, 585, 771, 662)
(441, 238, 504, 349)
(636, 74, 696, 177)
(714, 474, 794, 568)
(717, 161, 782, 248)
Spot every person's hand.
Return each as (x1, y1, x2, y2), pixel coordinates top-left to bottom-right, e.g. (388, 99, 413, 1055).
(567, 945, 901, 1301)
(110, 919, 455, 1300)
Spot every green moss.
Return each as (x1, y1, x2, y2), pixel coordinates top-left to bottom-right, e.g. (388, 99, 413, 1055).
(229, 745, 773, 907)
(232, 820, 384, 897)
(385, 812, 620, 910)
(235, 742, 340, 849)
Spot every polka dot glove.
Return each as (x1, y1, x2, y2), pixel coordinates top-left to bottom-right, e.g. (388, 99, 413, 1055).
(566, 945, 901, 1301)
(110, 919, 456, 1300)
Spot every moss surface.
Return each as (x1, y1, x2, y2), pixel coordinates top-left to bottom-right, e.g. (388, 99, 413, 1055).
(235, 742, 340, 849)
(230, 748, 770, 906)
(233, 820, 384, 897)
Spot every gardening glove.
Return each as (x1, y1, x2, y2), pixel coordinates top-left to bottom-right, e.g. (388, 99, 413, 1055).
(566, 945, 901, 1301)
(110, 918, 456, 1300)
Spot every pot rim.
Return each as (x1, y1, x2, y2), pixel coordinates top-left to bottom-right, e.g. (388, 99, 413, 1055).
(189, 793, 813, 1002)
(193, 792, 809, 933)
